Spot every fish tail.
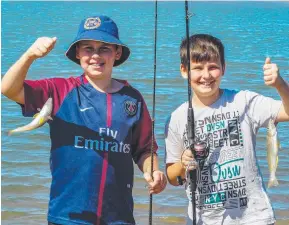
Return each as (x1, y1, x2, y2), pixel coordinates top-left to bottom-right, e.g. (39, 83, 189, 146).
(7, 126, 34, 135)
(268, 176, 279, 188)
(7, 129, 22, 136)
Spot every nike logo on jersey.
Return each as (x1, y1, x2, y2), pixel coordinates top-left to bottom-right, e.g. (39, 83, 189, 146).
(79, 107, 93, 112)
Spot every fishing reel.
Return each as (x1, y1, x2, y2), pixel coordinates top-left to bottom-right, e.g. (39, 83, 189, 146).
(193, 139, 210, 171)
(177, 140, 210, 186)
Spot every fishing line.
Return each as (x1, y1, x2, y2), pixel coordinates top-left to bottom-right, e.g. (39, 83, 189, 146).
(185, 1, 193, 110)
(149, 0, 158, 224)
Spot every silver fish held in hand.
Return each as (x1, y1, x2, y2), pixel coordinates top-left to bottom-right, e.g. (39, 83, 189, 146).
(8, 97, 53, 135)
(266, 119, 280, 188)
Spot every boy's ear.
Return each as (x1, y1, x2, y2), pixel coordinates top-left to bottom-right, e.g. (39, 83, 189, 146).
(180, 64, 188, 79)
(76, 45, 80, 60)
(115, 46, 122, 60)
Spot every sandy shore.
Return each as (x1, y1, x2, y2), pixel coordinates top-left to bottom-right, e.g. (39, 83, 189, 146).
(276, 220, 289, 225)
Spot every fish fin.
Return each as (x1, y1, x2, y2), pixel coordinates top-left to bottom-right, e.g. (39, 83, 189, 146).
(268, 177, 279, 188)
(7, 130, 13, 136)
(278, 140, 282, 150)
(39, 117, 45, 125)
(33, 113, 40, 118)
(48, 116, 53, 121)
(37, 108, 41, 112)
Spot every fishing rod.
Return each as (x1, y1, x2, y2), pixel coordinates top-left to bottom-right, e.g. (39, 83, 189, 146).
(149, 0, 158, 224)
(184, 1, 197, 225)
(181, 1, 210, 225)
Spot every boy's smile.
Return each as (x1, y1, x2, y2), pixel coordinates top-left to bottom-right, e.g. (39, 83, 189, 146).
(76, 40, 122, 79)
(181, 59, 225, 106)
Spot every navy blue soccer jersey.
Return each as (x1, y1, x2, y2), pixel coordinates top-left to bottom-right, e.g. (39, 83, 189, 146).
(21, 75, 157, 225)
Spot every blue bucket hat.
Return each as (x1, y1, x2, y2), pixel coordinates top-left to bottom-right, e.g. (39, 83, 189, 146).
(66, 15, 130, 67)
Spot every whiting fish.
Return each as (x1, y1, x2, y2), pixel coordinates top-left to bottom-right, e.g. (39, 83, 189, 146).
(8, 97, 53, 135)
(266, 119, 280, 188)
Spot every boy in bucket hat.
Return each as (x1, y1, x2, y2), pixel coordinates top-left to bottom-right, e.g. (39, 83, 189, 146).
(2, 15, 167, 225)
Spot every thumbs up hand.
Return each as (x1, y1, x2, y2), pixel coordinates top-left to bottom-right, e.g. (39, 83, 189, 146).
(263, 57, 281, 88)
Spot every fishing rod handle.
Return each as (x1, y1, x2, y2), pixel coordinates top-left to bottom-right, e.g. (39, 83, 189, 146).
(187, 108, 195, 150)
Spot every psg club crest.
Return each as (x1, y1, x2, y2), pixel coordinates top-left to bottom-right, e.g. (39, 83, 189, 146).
(84, 17, 101, 30)
(124, 100, 137, 116)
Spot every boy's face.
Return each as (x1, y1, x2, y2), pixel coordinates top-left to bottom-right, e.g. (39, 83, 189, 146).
(180, 59, 225, 99)
(76, 40, 122, 79)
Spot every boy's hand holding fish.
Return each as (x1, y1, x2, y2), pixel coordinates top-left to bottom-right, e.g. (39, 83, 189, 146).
(24, 37, 57, 61)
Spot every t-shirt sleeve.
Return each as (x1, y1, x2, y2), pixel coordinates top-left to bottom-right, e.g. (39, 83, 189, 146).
(21, 78, 74, 117)
(244, 90, 282, 130)
(164, 114, 183, 164)
(131, 97, 158, 164)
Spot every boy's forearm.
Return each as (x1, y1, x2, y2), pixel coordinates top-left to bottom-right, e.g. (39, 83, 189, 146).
(137, 152, 159, 174)
(276, 77, 289, 114)
(1, 52, 34, 100)
(166, 162, 185, 186)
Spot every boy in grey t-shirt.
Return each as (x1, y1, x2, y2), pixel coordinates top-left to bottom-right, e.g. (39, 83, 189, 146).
(165, 34, 289, 225)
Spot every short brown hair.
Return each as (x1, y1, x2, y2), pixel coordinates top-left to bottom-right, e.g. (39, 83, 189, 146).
(180, 34, 225, 69)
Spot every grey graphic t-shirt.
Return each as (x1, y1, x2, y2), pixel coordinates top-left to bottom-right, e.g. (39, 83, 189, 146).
(165, 89, 282, 225)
